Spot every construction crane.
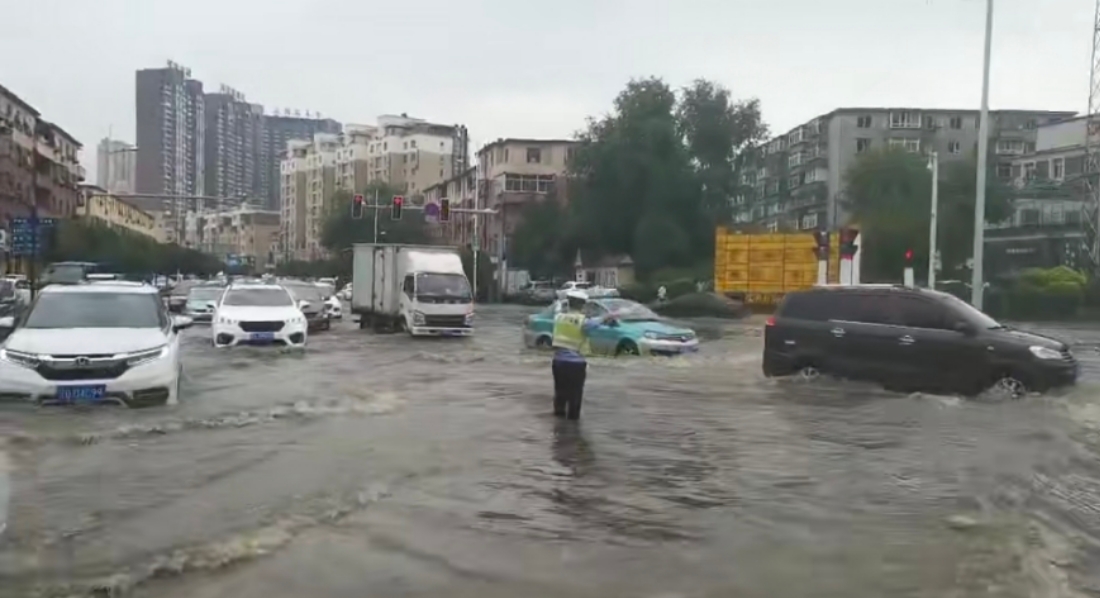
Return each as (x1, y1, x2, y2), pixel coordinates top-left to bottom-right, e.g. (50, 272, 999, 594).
(1084, 0, 1100, 273)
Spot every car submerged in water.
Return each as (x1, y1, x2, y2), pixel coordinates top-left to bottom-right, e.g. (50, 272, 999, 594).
(523, 297, 699, 356)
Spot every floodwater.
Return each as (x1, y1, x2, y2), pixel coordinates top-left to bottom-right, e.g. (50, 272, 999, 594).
(2, 306, 1100, 597)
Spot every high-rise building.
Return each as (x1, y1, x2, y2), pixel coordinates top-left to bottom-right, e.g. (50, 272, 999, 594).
(134, 61, 206, 231)
(279, 134, 338, 261)
(204, 86, 263, 206)
(261, 113, 342, 210)
(96, 138, 136, 194)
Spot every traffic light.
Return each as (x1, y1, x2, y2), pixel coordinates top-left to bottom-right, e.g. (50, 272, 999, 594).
(391, 195, 404, 220)
(905, 248, 914, 263)
(351, 194, 364, 219)
(439, 198, 451, 222)
(812, 229, 829, 260)
(839, 227, 859, 257)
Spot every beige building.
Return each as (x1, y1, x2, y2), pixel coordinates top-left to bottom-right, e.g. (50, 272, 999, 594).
(479, 138, 575, 257)
(279, 134, 338, 261)
(77, 184, 159, 240)
(279, 115, 467, 261)
(185, 205, 280, 266)
(335, 115, 465, 197)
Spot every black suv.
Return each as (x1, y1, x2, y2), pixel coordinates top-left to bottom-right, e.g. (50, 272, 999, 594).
(764, 285, 1078, 397)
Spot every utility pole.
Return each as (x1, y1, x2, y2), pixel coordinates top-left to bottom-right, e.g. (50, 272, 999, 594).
(28, 117, 40, 300)
(970, 0, 994, 309)
(927, 150, 939, 290)
(473, 167, 481, 301)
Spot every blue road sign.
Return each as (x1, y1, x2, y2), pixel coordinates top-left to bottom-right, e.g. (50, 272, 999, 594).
(423, 202, 439, 218)
(8, 217, 57, 258)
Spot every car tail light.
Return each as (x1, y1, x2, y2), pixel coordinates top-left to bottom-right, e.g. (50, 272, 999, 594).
(765, 316, 776, 327)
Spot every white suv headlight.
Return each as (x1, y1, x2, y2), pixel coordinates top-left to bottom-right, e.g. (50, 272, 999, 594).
(217, 316, 238, 325)
(126, 345, 169, 367)
(413, 311, 426, 326)
(0, 348, 40, 369)
(1029, 346, 1063, 360)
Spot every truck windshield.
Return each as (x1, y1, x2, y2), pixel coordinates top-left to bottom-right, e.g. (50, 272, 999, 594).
(416, 273, 471, 300)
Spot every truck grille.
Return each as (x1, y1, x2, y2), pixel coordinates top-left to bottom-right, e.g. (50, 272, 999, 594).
(423, 315, 468, 328)
(36, 361, 129, 381)
(239, 321, 285, 333)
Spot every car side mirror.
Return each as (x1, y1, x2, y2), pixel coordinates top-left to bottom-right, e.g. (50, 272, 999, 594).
(954, 321, 975, 335)
(172, 315, 193, 331)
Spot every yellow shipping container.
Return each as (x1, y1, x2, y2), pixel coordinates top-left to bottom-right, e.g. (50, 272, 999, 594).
(714, 228, 844, 306)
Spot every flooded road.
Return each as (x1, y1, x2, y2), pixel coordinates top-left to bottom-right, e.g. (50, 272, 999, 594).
(2, 305, 1100, 597)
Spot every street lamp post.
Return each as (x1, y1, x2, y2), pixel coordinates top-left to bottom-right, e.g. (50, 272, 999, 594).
(927, 150, 939, 289)
(971, 0, 994, 309)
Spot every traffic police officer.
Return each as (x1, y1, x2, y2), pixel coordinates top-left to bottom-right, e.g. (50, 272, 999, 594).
(551, 290, 605, 420)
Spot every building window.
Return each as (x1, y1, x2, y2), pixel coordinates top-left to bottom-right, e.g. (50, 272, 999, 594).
(948, 140, 961, 154)
(526, 147, 541, 163)
(888, 138, 921, 153)
(857, 115, 872, 128)
(800, 213, 818, 230)
(1052, 157, 1065, 180)
(1024, 162, 1037, 181)
(889, 112, 921, 129)
(788, 153, 803, 168)
(996, 163, 1013, 179)
(995, 139, 1026, 155)
(949, 116, 963, 129)
(856, 138, 871, 153)
(788, 174, 801, 189)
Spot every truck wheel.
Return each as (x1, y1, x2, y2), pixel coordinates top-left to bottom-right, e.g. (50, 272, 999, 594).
(535, 336, 552, 349)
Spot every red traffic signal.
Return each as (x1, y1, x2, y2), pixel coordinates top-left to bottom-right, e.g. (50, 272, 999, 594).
(904, 249, 914, 262)
(351, 194, 364, 219)
(439, 198, 451, 222)
(839, 227, 859, 258)
(391, 195, 404, 220)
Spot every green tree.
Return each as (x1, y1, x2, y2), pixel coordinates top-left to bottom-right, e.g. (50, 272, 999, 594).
(46, 219, 223, 276)
(320, 182, 432, 253)
(508, 198, 572, 277)
(564, 77, 767, 275)
(843, 148, 1011, 281)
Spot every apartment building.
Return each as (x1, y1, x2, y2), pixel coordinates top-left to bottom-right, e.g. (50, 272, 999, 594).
(333, 115, 466, 196)
(475, 138, 575, 258)
(738, 107, 1077, 233)
(422, 166, 477, 246)
(279, 139, 307, 260)
(96, 138, 137, 194)
(184, 205, 280, 264)
(261, 113, 342, 210)
(135, 61, 205, 200)
(77, 184, 158, 240)
(0, 84, 85, 226)
(204, 87, 264, 204)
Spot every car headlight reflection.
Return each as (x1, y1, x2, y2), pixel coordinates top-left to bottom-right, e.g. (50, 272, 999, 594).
(643, 331, 658, 340)
(0, 348, 40, 369)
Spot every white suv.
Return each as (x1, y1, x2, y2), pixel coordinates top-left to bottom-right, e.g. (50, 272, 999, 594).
(212, 283, 308, 348)
(0, 282, 192, 407)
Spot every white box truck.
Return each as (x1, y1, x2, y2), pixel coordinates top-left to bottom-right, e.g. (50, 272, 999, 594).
(351, 243, 474, 336)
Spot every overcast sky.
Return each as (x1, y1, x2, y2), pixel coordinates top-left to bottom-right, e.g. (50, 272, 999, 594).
(3, 0, 1092, 180)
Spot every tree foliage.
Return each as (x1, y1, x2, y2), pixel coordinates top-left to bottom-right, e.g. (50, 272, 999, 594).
(46, 219, 223, 275)
(843, 148, 1011, 281)
(516, 77, 767, 278)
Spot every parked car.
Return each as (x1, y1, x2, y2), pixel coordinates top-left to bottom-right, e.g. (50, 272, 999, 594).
(523, 297, 698, 356)
(762, 284, 1078, 397)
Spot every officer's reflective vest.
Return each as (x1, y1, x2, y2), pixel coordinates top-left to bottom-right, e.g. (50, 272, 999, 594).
(551, 312, 586, 352)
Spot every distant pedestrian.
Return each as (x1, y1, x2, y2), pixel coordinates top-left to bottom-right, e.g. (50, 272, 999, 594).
(657, 285, 667, 303)
(550, 291, 604, 420)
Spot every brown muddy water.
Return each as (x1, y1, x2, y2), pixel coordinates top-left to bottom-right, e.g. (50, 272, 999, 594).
(1, 307, 1099, 598)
